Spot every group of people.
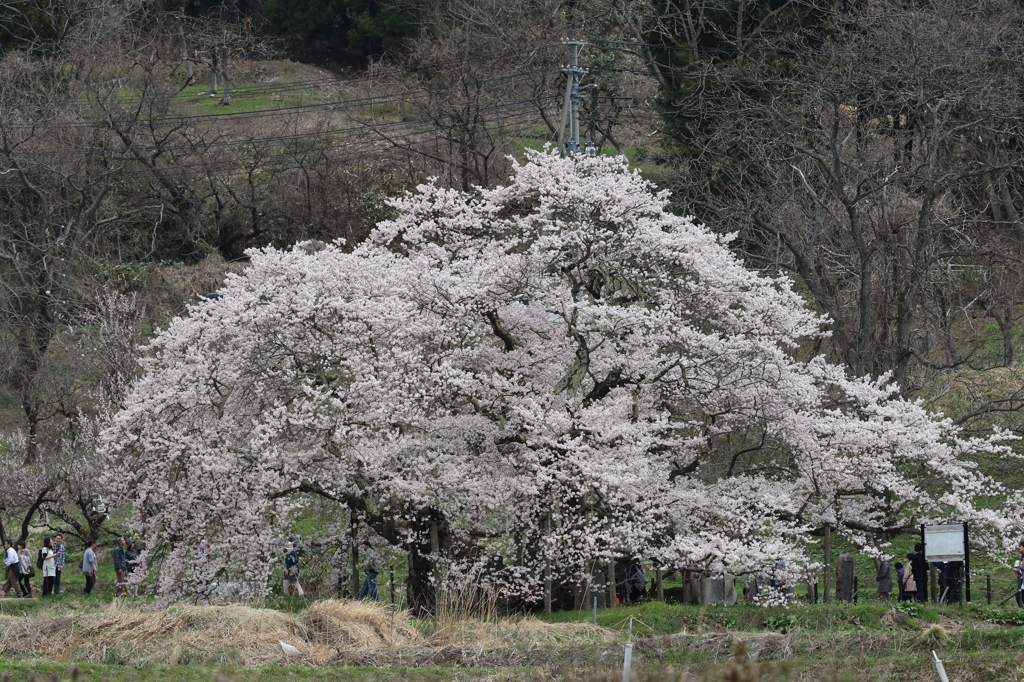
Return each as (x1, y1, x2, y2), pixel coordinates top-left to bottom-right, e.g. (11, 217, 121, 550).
(3, 535, 68, 598)
(1, 535, 140, 598)
(892, 543, 929, 602)
(112, 536, 142, 596)
(284, 539, 381, 600)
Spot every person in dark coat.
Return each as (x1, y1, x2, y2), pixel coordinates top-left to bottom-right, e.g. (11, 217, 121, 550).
(876, 558, 892, 600)
(911, 543, 928, 602)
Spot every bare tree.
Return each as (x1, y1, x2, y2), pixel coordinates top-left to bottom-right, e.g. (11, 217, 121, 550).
(644, 0, 1024, 405)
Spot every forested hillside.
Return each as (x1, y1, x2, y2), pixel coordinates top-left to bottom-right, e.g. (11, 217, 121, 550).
(1, 0, 1022, 590)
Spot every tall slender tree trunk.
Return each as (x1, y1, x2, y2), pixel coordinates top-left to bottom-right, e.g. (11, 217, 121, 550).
(178, 20, 195, 86)
(219, 47, 231, 106)
(209, 50, 218, 96)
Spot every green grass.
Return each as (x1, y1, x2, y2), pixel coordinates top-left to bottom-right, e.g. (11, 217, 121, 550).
(0, 661, 539, 681)
(174, 83, 315, 115)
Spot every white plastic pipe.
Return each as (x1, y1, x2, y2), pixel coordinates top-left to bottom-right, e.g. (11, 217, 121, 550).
(933, 651, 949, 682)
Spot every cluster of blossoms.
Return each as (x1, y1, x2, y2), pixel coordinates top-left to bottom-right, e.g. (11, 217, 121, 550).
(103, 150, 1021, 606)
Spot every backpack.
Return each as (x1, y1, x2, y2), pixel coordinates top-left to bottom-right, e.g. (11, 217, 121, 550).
(36, 548, 44, 570)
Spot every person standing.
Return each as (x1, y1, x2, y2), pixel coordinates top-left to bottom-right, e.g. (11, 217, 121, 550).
(358, 540, 379, 601)
(113, 537, 129, 596)
(1013, 541, 1024, 608)
(2, 540, 20, 597)
(903, 552, 918, 602)
(625, 560, 647, 603)
(52, 534, 66, 595)
(125, 541, 140, 597)
(283, 543, 304, 596)
(911, 543, 928, 603)
(894, 562, 905, 601)
(17, 541, 32, 597)
(876, 557, 892, 601)
(125, 541, 139, 572)
(40, 537, 56, 596)
(81, 539, 98, 595)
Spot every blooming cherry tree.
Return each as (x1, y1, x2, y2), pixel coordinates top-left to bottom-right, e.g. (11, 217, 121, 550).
(104, 150, 1020, 608)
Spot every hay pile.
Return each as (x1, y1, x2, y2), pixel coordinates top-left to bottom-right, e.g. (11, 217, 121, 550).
(2, 599, 424, 666)
(0, 599, 615, 668)
(303, 599, 421, 649)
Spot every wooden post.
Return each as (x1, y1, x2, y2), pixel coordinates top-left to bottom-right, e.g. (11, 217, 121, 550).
(656, 569, 665, 603)
(429, 522, 441, 609)
(607, 560, 616, 608)
(543, 517, 552, 614)
(823, 525, 832, 603)
(930, 563, 938, 604)
(544, 562, 552, 614)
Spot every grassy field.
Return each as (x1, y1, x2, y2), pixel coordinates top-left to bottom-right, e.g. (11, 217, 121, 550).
(4, 592, 1024, 681)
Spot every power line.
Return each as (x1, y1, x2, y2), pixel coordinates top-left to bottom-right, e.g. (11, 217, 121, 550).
(1, 69, 556, 133)
(586, 36, 1024, 59)
(4, 96, 556, 159)
(0, 106, 549, 190)
(0, 39, 565, 109)
(0, 99, 558, 180)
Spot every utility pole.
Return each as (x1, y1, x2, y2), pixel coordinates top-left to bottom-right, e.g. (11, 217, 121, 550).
(557, 38, 596, 158)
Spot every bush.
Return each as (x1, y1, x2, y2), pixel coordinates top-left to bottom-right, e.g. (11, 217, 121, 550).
(762, 613, 799, 633)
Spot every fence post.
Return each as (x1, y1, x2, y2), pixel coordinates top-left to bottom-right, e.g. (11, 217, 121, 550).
(986, 575, 991, 605)
(853, 576, 858, 603)
(823, 525, 831, 603)
(607, 561, 617, 608)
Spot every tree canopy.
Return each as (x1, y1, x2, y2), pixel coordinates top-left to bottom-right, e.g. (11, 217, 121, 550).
(105, 150, 1021, 608)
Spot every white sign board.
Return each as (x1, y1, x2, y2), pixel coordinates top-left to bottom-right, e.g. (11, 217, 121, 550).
(924, 524, 965, 562)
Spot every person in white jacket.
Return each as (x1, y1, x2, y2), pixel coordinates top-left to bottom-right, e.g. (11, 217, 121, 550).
(2, 540, 20, 597)
(41, 537, 56, 596)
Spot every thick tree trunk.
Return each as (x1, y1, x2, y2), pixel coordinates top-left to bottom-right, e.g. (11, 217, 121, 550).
(349, 513, 360, 597)
(405, 510, 449, 616)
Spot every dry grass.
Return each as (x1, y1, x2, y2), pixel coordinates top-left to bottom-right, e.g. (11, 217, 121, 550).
(303, 598, 422, 648)
(430, 613, 611, 649)
(0, 598, 613, 668)
(427, 572, 612, 649)
(0, 598, 425, 666)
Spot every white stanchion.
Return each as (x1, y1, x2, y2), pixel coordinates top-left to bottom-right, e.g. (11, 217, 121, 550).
(932, 651, 949, 682)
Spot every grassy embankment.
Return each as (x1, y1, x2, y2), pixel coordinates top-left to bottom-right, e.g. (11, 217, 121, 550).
(4, 589, 1024, 681)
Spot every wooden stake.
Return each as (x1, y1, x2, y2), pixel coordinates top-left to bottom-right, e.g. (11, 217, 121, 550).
(823, 525, 832, 603)
(607, 560, 616, 608)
